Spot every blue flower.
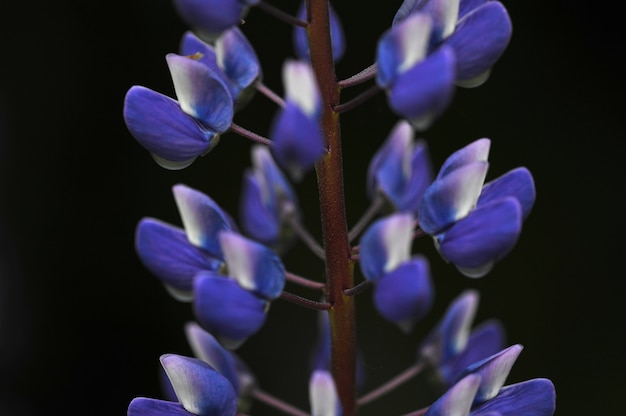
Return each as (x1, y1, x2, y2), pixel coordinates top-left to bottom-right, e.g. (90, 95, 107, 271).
(240, 145, 300, 248)
(193, 231, 285, 348)
(124, 53, 234, 169)
(418, 138, 535, 277)
(173, 0, 260, 40)
(136, 184, 236, 300)
(419, 290, 505, 386)
(270, 60, 325, 180)
(180, 28, 261, 107)
(424, 345, 556, 416)
(359, 214, 434, 331)
(128, 354, 237, 416)
(367, 121, 433, 214)
(393, 0, 512, 87)
(376, 13, 456, 129)
(293, 1, 346, 62)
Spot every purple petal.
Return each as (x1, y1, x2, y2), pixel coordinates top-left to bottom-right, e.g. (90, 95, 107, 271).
(216, 27, 261, 100)
(445, 2, 512, 82)
(123, 86, 214, 169)
(135, 218, 221, 294)
(377, 13, 433, 88)
(173, 0, 248, 39)
(367, 121, 414, 202)
(359, 214, 414, 282)
(173, 184, 234, 259)
(283, 60, 321, 117)
(373, 256, 434, 332)
(419, 161, 489, 235)
(219, 231, 286, 300)
(437, 197, 522, 277)
(193, 272, 267, 349)
(479, 167, 535, 219)
(458, 344, 523, 404)
(387, 46, 456, 130)
(270, 102, 325, 181)
(311, 310, 331, 371)
(128, 398, 191, 416)
(440, 320, 506, 384)
(185, 322, 241, 394)
(309, 371, 340, 416)
(160, 354, 237, 415)
(166, 54, 234, 132)
(293, 2, 346, 63)
(471, 379, 556, 416)
(420, 290, 479, 365)
(394, 0, 460, 43)
(437, 138, 491, 180)
(424, 374, 481, 416)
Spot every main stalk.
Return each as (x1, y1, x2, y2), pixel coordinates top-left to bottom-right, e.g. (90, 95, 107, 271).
(307, 0, 357, 414)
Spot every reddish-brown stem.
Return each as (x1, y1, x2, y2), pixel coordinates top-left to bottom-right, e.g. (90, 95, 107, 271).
(307, 0, 357, 414)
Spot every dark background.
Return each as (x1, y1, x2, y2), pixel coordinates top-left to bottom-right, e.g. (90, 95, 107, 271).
(0, 1, 623, 415)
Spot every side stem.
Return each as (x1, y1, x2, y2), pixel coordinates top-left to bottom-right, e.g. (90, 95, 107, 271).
(307, 0, 357, 414)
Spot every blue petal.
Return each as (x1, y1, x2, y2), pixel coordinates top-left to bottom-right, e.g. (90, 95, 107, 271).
(173, 184, 235, 259)
(377, 13, 433, 89)
(387, 46, 456, 130)
(458, 0, 488, 19)
(471, 379, 556, 416)
(166, 54, 234, 133)
(311, 310, 331, 371)
(185, 322, 241, 394)
(135, 218, 221, 294)
(373, 256, 434, 332)
(440, 320, 505, 385)
(240, 172, 280, 244)
(283, 60, 322, 117)
(216, 27, 261, 100)
(368, 121, 414, 203)
(173, 0, 249, 39)
(437, 197, 522, 276)
(420, 290, 479, 364)
(359, 214, 414, 282)
(437, 138, 490, 180)
(309, 371, 340, 416)
(160, 354, 237, 416)
(445, 2, 512, 82)
(419, 161, 489, 235)
(424, 374, 481, 416)
(397, 140, 434, 213)
(293, 2, 346, 62)
(270, 102, 325, 181)
(457, 345, 523, 404)
(219, 231, 286, 300)
(194, 272, 267, 349)
(123, 86, 215, 169)
(479, 167, 535, 219)
(128, 398, 191, 416)
(179, 31, 221, 73)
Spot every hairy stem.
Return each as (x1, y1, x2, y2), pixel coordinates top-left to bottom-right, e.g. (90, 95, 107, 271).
(307, 0, 357, 414)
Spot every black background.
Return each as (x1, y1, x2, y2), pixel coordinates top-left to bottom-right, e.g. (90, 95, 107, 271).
(0, 1, 624, 415)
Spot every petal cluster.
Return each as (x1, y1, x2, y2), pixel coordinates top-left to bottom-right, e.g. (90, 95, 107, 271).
(424, 346, 556, 416)
(367, 121, 433, 214)
(418, 139, 535, 277)
(173, 0, 260, 39)
(240, 146, 299, 247)
(270, 60, 325, 180)
(128, 354, 237, 416)
(393, 0, 512, 87)
(359, 214, 434, 331)
(136, 184, 285, 348)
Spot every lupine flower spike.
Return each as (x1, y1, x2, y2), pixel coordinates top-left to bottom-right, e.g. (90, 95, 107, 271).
(126, 0, 555, 415)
